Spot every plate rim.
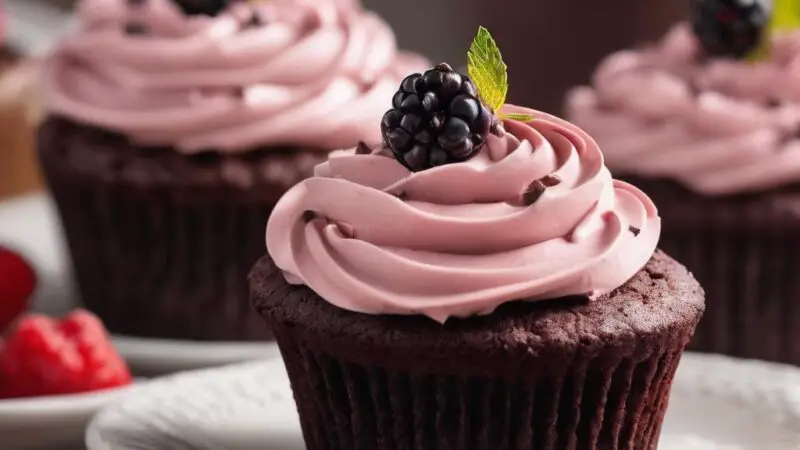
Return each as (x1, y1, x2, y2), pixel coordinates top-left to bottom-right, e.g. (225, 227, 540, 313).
(86, 352, 800, 450)
(112, 335, 282, 373)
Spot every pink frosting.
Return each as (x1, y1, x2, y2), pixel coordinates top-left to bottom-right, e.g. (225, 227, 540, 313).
(0, 0, 5, 45)
(567, 23, 800, 196)
(266, 106, 661, 322)
(41, 0, 428, 154)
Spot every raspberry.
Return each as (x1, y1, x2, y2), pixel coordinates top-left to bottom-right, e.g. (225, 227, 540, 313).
(381, 63, 493, 172)
(0, 247, 36, 334)
(690, 0, 770, 58)
(0, 310, 132, 399)
(171, 0, 236, 16)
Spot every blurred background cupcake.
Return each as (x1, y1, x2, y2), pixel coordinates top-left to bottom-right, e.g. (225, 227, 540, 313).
(566, 0, 800, 365)
(36, 0, 428, 341)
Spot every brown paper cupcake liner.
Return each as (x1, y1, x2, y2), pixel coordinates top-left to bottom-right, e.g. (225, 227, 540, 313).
(624, 176, 800, 365)
(37, 116, 326, 340)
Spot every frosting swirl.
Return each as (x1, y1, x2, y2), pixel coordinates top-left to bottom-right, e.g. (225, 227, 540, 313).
(567, 23, 800, 196)
(266, 106, 661, 322)
(41, 0, 428, 154)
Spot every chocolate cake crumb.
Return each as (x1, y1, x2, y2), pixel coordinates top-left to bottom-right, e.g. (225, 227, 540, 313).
(355, 141, 371, 155)
(629, 225, 641, 236)
(540, 174, 562, 187)
(522, 174, 561, 205)
(125, 23, 148, 35)
(302, 210, 318, 223)
(522, 180, 546, 205)
(766, 97, 783, 108)
(244, 11, 264, 28)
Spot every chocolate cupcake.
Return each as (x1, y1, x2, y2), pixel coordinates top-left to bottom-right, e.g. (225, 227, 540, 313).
(251, 30, 705, 448)
(566, 1, 800, 364)
(36, 0, 428, 340)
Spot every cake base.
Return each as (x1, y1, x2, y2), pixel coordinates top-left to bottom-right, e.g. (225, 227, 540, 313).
(621, 176, 800, 367)
(37, 116, 327, 341)
(250, 251, 705, 449)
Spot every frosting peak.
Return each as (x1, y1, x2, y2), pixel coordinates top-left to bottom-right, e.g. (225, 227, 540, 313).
(41, 0, 428, 154)
(567, 23, 800, 196)
(266, 106, 661, 322)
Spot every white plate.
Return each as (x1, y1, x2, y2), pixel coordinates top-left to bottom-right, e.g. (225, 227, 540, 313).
(112, 335, 280, 375)
(0, 193, 278, 374)
(86, 353, 800, 450)
(0, 384, 137, 450)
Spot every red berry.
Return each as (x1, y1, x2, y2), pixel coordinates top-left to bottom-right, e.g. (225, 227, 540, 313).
(0, 247, 36, 333)
(0, 310, 132, 399)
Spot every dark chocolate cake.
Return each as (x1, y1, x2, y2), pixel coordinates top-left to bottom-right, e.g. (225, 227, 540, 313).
(252, 251, 704, 450)
(38, 116, 324, 340)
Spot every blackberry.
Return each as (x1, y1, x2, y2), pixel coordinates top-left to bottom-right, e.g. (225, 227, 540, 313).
(172, 0, 236, 16)
(690, 0, 770, 59)
(381, 63, 494, 172)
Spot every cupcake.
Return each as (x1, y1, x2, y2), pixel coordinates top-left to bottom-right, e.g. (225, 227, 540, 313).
(37, 0, 427, 340)
(566, 0, 800, 364)
(251, 28, 705, 448)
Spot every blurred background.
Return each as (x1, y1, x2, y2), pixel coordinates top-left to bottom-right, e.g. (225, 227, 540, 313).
(1, 0, 689, 199)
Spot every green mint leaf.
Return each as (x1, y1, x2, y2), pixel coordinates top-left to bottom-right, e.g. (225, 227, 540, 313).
(468, 26, 507, 112)
(501, 112, 535, 122)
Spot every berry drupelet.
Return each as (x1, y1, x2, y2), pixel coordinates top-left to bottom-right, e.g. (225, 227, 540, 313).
(690, 0, 770, 58)
(381, 63, 494, 172)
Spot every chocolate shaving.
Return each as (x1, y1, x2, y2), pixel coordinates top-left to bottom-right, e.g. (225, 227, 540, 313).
(244, 11, 265, 28)
(522, 180, 547, 206)
(125, 23, 148, 35)
(540, 174, 562, 187)
(302, 210, 319, 223)
(521, 174, 562, 206)
(766, 97, 783, 109)
(355, 141, 372, 155)
(629, 225, 641, 237)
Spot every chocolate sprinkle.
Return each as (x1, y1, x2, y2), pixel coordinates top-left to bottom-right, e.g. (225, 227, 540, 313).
(522, 174, 562, 205)
(302, 210, 319, 223)
(522, 180, 547, 205)
(766, 97, 783, 109)
(629, 225, 641, 237)
(355, 141, 372, 155)
(125, 23, 148, 35)
(540, 174, 562, 187)
(244, 11, 264, 28)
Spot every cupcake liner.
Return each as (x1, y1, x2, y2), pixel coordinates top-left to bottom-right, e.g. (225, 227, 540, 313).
(37, 117, 324, 340)
(624, 176, 800, 365)
(272, 323, 685, 450)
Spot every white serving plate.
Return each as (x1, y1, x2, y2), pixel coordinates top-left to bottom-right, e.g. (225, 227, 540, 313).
(0, 383, 137, 450)
(86, 353, 800, 450)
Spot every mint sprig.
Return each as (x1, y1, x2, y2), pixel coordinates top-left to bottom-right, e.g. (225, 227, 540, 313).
(467, 26, 534, 123)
